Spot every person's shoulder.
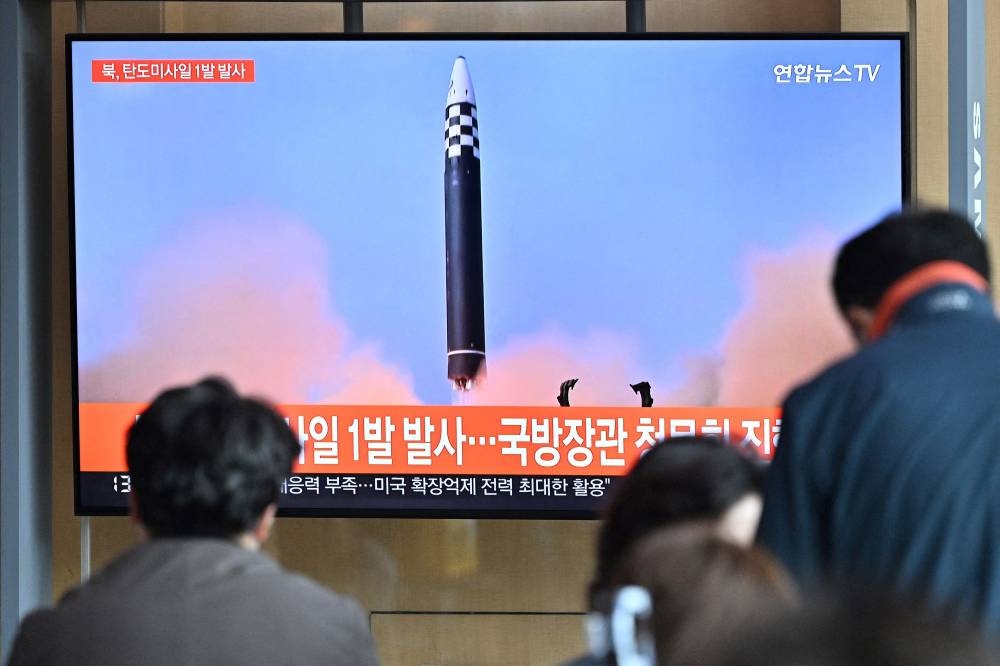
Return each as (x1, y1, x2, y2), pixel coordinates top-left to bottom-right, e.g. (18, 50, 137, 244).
(279, 570, 365, 612)
(247, 557, 369, 625)
(7, 607, 60, 664)
(780, 346, 895, 438)
(267, 568, 379, 663)
(784, 348, 876, 408)
(789, 317, 998, 409)
(220, 552, 377, 662)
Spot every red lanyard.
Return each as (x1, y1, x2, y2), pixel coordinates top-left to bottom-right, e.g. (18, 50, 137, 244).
(868, 261, 988, 341)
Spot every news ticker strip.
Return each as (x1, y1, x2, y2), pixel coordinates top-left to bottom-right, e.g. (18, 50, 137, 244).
(80, 472, 617, 515)
(80, 404, 780, 476)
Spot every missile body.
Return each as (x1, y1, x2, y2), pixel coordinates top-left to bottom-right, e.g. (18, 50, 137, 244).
(444, 57, 486, 390)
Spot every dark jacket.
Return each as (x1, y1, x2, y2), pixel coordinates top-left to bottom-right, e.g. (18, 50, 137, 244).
(757, 283, 1000, 635)
(8, 538, 380, 666)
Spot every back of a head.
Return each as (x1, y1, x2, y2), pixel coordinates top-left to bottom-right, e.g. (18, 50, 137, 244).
(593, 437, 764, 595)
(604, 525, 798, 665)
(126, 377, 301, 538)
(703, 595, 996, 666)
(832, 208, 989, 313)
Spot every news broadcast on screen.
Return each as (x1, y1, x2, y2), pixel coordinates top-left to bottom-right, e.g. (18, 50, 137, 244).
(68, 35, 906, 517)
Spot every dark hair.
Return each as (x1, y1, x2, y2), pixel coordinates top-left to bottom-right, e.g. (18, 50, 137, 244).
(126, 377, 301, 538)
(832, 208, 989, 313)
(702, 594, 997, 666)
(605, 524, 797, 664)
(592, 437, 764, 597)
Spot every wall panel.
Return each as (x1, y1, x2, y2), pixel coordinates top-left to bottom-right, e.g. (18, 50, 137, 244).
(160, 2, 344, 32)
(911, 0, 949, 207)
(986, 0, 999, 275)
(365, 1, 622, 32)
(371, 612, 586, 666)
(647, 0, 839, 32)
(840, 0, 908, 32)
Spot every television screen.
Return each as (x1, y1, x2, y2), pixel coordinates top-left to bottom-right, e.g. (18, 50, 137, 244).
(69, 34, 907, 517)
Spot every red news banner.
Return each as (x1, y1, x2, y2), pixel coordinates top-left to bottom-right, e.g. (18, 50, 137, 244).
(80, 405, 781, 476)
(91, 59, 255, 83)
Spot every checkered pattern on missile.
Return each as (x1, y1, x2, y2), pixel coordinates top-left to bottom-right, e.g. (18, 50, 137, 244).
(444, 102, 479, 159)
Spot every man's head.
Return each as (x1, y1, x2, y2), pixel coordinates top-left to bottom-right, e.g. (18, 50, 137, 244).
(126, 377, 300, 542)
(833, 208, 989, 343)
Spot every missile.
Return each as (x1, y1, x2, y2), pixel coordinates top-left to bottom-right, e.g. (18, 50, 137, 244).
(444, 56, 486, 391)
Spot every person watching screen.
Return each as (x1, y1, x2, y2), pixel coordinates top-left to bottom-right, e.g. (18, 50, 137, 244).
(564, 437, 764, 666)
(593, 436, 765, 597)
(8, 377, 381, 666)
(757, 208, 1000, 637)
(598, 524, 798, 666)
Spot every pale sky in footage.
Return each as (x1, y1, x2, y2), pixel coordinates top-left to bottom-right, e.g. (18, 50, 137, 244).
(71, 38, 903, 405)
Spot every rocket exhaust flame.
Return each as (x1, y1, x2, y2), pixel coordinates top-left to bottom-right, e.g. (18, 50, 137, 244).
(444, 56, 487, 392)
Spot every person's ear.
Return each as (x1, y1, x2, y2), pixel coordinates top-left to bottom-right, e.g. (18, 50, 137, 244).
(253, 504, 278, 546)
(843, 306, 875, 345)
(716, 492, 763, 546)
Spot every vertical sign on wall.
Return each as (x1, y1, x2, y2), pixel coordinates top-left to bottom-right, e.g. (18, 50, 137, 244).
(948, 0, 986, 237)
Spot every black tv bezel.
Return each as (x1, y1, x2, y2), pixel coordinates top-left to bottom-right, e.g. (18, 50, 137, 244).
(67, 32, 912, 519)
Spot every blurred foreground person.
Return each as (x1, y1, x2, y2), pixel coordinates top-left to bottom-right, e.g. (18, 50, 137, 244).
(597, 525, 797, 665)
(593, 437, 765, 596)
(8, 378, 380, 666)
(565, 437, 764, 666)
(702, 595, 996, 666)
(758, 209, 1000, 634)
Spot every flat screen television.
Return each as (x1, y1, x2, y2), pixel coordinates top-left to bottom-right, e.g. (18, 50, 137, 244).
(68, 33, 908, 517)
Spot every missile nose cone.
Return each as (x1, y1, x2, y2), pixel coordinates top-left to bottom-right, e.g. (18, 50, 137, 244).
(446, 56, 476, 106)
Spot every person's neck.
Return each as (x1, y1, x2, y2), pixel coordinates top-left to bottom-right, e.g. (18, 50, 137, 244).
(234, 533, 262, 551)
(141, 532, 262, 550)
